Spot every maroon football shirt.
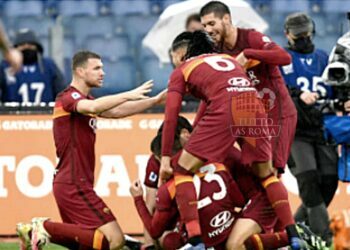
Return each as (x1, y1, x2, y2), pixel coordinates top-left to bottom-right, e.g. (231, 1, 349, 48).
(52, 86, 96, 186)
(162, 53, 257, 156)
(222, 28, 296, 121)
(144, 154, 160, 188)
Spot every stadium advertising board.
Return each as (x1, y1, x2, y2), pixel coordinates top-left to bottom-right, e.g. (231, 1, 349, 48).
(0, 114, 349, 235)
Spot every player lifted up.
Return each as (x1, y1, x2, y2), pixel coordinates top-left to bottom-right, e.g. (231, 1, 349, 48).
(159, 30, 272, 249)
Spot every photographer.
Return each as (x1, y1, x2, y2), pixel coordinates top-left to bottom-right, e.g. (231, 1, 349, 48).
(280, 13, 338, 246)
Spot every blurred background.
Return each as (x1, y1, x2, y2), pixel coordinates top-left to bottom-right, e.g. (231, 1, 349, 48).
(0, 0, 348, 98)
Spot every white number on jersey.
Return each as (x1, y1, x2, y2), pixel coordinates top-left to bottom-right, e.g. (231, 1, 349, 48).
(193, 164, 227, 209)
(204, 56, 236, 72)
(18, 82, 45, 104)
(296, 76, 327, 97)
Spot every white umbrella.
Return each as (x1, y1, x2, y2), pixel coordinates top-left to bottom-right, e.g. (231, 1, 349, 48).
(143, 0, 269, 63)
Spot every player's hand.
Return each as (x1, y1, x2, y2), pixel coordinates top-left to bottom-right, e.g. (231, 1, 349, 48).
(128, 80, 153, 100)
(235, 52, 249, 68)
(4, 48, 22, 73)
(300, 92, 319, 105)
(344, 100, 350, 112)
(159, 156, 173, 186)
(130, 180, 143, 197)
(154, 88, 167, 105)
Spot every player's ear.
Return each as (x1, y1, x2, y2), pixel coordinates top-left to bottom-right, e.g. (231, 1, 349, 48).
(223, 13, 231, 24)
(76, 67, 85, 77)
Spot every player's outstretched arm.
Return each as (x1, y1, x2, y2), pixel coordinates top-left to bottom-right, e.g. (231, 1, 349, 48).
(99, 88, 167, 119)
(76, 80, 153, 115)
(0, 22, 22, 72)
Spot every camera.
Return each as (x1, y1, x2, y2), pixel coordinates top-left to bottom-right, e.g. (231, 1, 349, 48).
(321, 13, 350, 111)
(322, 31, 350, 87)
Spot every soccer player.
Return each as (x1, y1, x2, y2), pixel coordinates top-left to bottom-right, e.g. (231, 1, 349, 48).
(132, 161, 299, 250)
(159, 31, 271, 248)
(133, 162, 246, 249)
(0, 21, 22, 72)
(17, 50, 166, 250)
(200, 1, 301, 248)
(143, 116, 192, 248)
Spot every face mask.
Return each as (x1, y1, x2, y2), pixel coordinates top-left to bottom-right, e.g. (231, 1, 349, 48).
(289, 36, 315, 54)
(22, 49, 38, 64)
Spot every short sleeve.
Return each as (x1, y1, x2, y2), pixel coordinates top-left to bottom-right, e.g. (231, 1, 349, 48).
(61, 89, 86, 113)
(247, 30, 276, 50)
(144, 154, 160, 188)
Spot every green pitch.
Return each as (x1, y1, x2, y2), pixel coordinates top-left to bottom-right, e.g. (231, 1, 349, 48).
(0, 242, 67, 249)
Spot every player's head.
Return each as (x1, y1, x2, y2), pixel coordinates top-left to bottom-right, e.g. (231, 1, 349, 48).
(157, 116, 193, 147)
(184, 30, 216, 59)
(72, 50, 104, 88)
(185, 13, 204, 32)
(13, 29, 43, 65)
(150, 133, 182, 160)
(200, 1, 232, 45)
(284, 12, 315, 54)
(170, 31, 193, 67)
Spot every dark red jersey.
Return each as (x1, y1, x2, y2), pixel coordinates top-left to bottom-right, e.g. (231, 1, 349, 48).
(143, 154, 160, 188)
(162, 53, 257, 156)
(134, 163, 245, 248)
(52, 86, 96, 186)
(222, 28, 296, 120)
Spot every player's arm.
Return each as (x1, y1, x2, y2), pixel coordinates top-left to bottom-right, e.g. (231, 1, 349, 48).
(76, 80, 153, 115)
(242, 31, 291, 66)
(143, 187, 158, 245)
(193, 100, 207, 128)
(99, 89, 167, 119)
(130, 180, 176, 239)
(0, 22, 22, 72)
(160, 70, 186, 182)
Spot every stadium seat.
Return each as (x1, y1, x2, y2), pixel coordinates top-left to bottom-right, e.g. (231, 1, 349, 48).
(70, 15, 116, 46)
(314, 36, 338, 54)
(83, 35, 130, 61)
(271, 0, 309, 13)
(15, 16, 54, 37)
(38, 35, 50, 56)
(3, 0, 43, 17)
(325, 13, 347, 36)
(110, 0, 150, 16)
(63, 36, 76, 58)
(58, 0, 98, 16)
(92, 57, 137, 97)
(63, 57, 73, 85)
(324, 0, 350, 13)
(162, 0, 179, 9)
(311, 14, 326, 37)
(124, 15, 158, 46)
(270, 34, 286, 47)
(141, 57, 172, 94)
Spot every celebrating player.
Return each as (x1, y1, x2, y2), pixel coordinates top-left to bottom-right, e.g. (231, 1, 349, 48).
(16, 50, 166, 250)
(159, 30, 271, 248)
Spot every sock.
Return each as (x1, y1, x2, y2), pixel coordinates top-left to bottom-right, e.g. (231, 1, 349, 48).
(261, 174, 295, 228)
(244, 232, 289, 250)
(174, 163, 201, 239)
(43, 221, 109, 250)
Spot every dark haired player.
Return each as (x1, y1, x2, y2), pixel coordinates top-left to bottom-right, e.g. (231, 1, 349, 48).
(17, 50, 166, 250)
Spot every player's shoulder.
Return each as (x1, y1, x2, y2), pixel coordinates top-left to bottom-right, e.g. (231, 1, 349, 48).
(57, 86, 82, 101)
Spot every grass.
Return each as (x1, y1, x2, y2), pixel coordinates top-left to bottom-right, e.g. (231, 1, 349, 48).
(0, 242, 67, 249)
